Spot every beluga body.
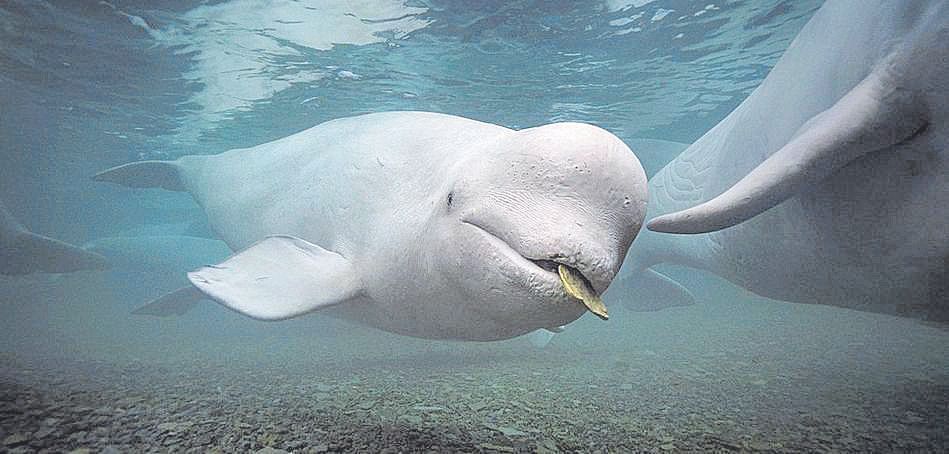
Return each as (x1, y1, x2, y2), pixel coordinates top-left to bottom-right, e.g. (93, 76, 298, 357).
(625, 0, 948, 320)
(96, 111, 648, 340)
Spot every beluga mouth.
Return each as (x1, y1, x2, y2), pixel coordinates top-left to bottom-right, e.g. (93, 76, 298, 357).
(463, 220, 609, 320)
(530, 259, 609, 320)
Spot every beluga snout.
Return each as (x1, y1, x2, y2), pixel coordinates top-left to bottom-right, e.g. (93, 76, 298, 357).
(527, 258, 606, 317)
(95, 111, 648, 341)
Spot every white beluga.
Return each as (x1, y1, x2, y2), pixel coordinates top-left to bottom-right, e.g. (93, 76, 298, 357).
(626, 0, 948, 319)
(0, 200, 109, 275)
(96, 111, 648, 340)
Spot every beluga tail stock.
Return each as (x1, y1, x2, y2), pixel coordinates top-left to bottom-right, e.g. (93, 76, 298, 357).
(96, 111, 648, 340)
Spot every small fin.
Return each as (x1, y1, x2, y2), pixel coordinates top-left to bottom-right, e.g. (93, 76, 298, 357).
(648, 69, 929, 234)
(608, 269, 695, 312)
(526, 329, 556, 349)
(545, 325, 565, 334)
(132, 286, 205, 316)
(0, 231, 110, 275)
(93, 160, 186, 192)
(187, 235, 362, 320)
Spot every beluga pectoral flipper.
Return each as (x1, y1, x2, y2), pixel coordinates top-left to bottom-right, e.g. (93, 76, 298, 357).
(648, 63, 930, 234)
(188, 235, 362, 320)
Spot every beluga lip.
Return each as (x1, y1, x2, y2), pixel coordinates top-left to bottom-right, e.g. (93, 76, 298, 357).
(529, 258, 559, 273)
(462, 220, 608, 320)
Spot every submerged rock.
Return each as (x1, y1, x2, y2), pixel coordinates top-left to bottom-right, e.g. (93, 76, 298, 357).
(255, 447, 289, 454)
(399, 414, 423, 425)
(156, 422, 181, 432)
(486, 424, 527, 437)
(411, 405, 445, 412)
(478, 442, 515, 453)
(2, 433, 28, 447)
(33, 426, 56, 439)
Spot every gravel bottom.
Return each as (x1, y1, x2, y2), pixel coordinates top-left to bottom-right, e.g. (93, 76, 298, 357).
(1, 341, 947, 453)
(1, 274, 947, 453)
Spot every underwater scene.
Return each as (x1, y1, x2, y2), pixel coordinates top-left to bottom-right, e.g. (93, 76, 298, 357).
(1, 0, 947, 452)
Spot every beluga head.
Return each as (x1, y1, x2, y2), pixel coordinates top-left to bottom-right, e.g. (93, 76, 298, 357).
(423, 122, 648, 339)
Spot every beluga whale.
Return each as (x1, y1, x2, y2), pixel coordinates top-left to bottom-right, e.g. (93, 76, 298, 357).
(96, 111, 648, 340)
(625, 0, 948, 320)
(1, 200, 109, 275)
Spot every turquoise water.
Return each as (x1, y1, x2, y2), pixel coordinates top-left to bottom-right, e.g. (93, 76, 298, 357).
(1, 1, 946, 452)
(1, 0, 820, 280)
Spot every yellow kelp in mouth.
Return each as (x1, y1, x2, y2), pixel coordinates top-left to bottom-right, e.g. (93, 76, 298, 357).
(557, 264, 608, 320)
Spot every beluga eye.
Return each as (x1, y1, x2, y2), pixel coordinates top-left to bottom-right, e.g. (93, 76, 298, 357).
(446, 191, 454, 209)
